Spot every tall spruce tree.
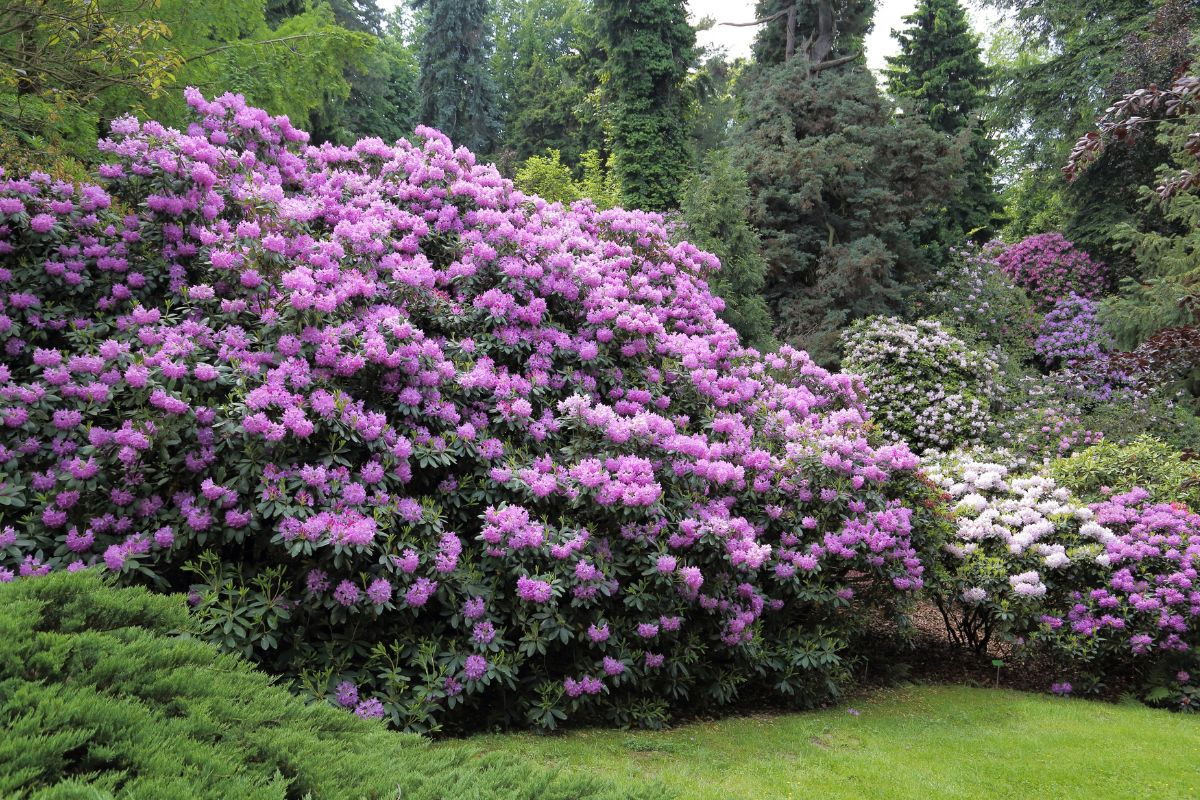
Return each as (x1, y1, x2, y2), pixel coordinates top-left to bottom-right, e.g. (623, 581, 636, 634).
(734, 0, 964, 362)
(885, 0, 1001, 239)
(414, 0, 500, 154)
(595, 0, 694, 211)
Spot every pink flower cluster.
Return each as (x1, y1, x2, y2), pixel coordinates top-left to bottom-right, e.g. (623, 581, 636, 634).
(996, 233, 1109, 308)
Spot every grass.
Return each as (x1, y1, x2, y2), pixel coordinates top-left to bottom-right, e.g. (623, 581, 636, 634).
(468, 684, 1200, 799)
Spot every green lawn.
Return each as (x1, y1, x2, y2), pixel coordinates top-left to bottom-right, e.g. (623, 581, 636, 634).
(467, 685, 1200, 800)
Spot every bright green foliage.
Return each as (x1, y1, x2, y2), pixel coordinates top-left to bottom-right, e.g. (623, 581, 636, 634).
(514, 148, 619, 208)
(473, 685, 1200, 800)
(885, 0, 1001, 240)
(492, 0, 604, 169)
(596, 0, 695, 211)
(1049, 436, 1200, 509)
(0, 571, 664, 800)
(734, 56, 964, 362)
(0, 0, 367, 161)
(677, 150, 776, 349)
(516, 149, 584, 204)
(414, 0, 500, 153)
(0, 0, 178, 162)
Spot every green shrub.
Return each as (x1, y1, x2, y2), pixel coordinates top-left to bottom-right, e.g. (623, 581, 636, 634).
(0, 571, 666, 800)
(1048, 436, 1200, 509)
(513, 148, 619, 208)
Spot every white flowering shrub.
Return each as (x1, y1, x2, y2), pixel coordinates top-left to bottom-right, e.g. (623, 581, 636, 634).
(923, 452, 1110, 654)
(841, 318, 1003, 452)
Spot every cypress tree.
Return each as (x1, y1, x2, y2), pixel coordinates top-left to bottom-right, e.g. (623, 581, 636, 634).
(414, 0, 500, 154)
(595, 0, 695, 211)
(885, 0, 1001, 239)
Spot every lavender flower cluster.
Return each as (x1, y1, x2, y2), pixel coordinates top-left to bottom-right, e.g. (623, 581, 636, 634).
(0, 90, 936, 731)
(1034, 293, 1110, 368)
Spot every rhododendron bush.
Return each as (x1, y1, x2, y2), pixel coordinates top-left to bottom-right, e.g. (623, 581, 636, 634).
(996, 233, 1109, 308)
(0, 90, 936, 732)
(840, 317, 1003, 452)
(928, 454, 1200, 707)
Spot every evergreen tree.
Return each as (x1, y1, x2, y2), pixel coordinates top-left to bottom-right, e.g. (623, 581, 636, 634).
(885, 0, 1001, 239)
(595, 0, 694, 211)
(735, 6, 963, 362)
(678, 150, 775, 349)
(414, 0, 500, 154)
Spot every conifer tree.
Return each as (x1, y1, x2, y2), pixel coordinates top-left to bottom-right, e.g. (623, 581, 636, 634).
(678, 150, 775, 349)
(885, 0, 1001, 239)
(414, 0, 500, 154)
(735, 0, 964, 362)
(595, 0, 694, 211)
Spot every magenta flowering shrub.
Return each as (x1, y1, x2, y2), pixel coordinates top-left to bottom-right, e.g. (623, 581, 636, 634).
(0, 90, 936, 732)
(996, 233, 1109, 308)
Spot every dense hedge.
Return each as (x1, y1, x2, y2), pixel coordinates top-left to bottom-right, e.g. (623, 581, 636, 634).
(0, 571, 664, 799)
(0, 90, 937, 732)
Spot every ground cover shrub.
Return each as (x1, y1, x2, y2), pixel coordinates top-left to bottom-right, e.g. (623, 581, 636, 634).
(840, 317, 1003, 452)
(995, 233, 1109, 308)
(0, 89, 937, 733)
(0, 570, 662, 800)
(1049, 436, 1200, 510)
